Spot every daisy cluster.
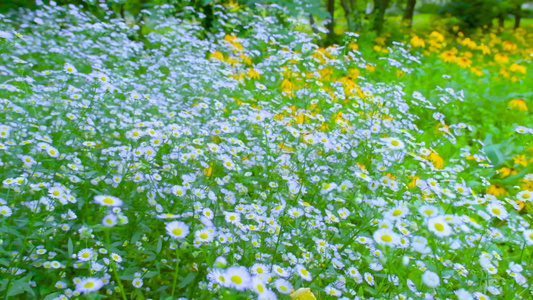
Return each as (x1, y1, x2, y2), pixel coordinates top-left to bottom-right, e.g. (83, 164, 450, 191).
(0, 1, 532, 300)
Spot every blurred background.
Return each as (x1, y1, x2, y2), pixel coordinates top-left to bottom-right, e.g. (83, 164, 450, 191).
(2, 0, 532, 44)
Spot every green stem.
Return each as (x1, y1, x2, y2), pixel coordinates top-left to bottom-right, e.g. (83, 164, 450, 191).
(171, 247, 181, 297)
(106, 230, 128, 300)
(112, 262, 128, 300)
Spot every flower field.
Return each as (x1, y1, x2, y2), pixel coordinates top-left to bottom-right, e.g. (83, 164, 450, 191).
(0, 2, 532, 300)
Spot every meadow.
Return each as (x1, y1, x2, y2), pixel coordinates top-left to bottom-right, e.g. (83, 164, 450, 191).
(0, 1, 532, 300)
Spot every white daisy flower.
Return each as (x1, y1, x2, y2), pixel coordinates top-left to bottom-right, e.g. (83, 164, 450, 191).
(165, 221, 189, 239)
(75, 277, 103, 294)
(422, 270, 440, 288)
(94, 195, 123, 207)
(225, 266, 251, 291)
(428, 216, 453, 238)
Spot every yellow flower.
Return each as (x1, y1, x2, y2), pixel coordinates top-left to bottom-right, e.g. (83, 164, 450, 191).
(374, 36, 387, 45)
(428, 152, 444, 169)
(318, 67, 333, 81)
(470, 67, 483, 76)
(456, 57, 471, 68)
(494, 53, 509, 64)
(290, 288, 317, 300)
(509, 63, 526, 74)
(410, 36, 425, 48)
(487, 185, 507, 196)
(520, 179, 533, 191)
(226, 57, 239, 64)
(440, 51, 456, 63)
(281, 79, 295, 90)
(239, 54, 251, 65)
(435, 122, 449, 133)
(349, 42, 358, 50)
(461, 38, 477, 49)
(513, 155, 528, 167)
(502, 41, 517, 51)
(429, 31, 444, 42)
(408, 176, 420, 189)
(203, 163, 213, 177)
(498, 167, 518, 178)
(508, 99, 528, 111)
(332, 111, 349, 126)
(209, 51, 225, 61)
(478, 44, 491, 55)
(499, 68, 510, 78)
(247, 68, 260, 79)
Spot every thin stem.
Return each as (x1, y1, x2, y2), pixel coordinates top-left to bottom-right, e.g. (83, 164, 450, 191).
(171, 247, 181, 297)
(106, 230, 128, 300)
(111, 262, 128, 300)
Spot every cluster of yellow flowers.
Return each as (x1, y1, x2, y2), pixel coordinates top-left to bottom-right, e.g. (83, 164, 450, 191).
(407, 27, 531, 81)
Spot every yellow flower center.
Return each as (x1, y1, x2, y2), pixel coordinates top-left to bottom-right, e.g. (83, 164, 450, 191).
(434, 223, 444, 231)
(381, 235, 393, 242)
(172, 228, 182, 236)
(103, 198, 114, 204)
(231, 275, 242, 284)
(84, 282, 94, 288)
(392, 210, 402, 216)
(200, 233, 208, 239)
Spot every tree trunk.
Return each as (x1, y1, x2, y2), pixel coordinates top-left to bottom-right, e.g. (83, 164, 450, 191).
(203, 3, 213, 33)
(497, 12, 504, 29)
(514, 3, 522, 30)
(349, 0, 362, 30)
(341, 0, 352, 30)
(402, 0, 416, 28)
(309, 13, 319, 35)
(372, 0, 390, 34)
(326, 0, 336, 44)
(309, 13, 324, 46)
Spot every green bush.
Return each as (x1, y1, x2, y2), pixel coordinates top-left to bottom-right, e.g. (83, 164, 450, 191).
(418, 2, 441, 14)
(440, 0, 501, 30)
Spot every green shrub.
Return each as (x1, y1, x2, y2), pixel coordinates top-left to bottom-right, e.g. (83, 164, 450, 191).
(440, 0, 501, 30)
(418, 2, 441, 15)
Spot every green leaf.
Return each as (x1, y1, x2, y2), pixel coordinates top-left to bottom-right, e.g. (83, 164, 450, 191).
(119, 268, 140, 280)
(7, 278, 34, 297)
(178, 272, 197, 288)
(131, 230, 143, 244)
(485, 144, 505, 167)
(144, 271, 159, 279)
(156, 237, 162, 254)
(44, 292, 61, 300)
(68, 238, 73, 257)
(134, 289, 146, 300)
